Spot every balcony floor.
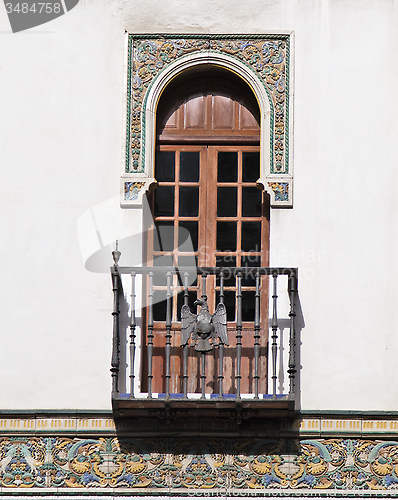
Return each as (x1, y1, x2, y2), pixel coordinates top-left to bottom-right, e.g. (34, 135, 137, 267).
(112, 395, 295, 436)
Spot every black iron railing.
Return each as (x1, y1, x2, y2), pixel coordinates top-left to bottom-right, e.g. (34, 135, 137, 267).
(111, 257, 298, 404)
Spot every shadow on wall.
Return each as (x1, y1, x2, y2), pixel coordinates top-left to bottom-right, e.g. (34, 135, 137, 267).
(77, 194, 195, 274)
(110, 435, 303, 491)
(117, 291, 130, 395)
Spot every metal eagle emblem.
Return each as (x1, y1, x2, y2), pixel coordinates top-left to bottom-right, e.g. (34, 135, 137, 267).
(180, 298, 228, 352)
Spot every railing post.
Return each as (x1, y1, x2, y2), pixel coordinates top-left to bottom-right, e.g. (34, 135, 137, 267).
(271, 271, 278, 398)
(182, 272, 189, 399)
(200, 273, 208, 399)
(165, 271, 172, 398)
(129, 272, 136, 398)
(110, 243, 121, 399)
(147, 272, 154, 399)
(111, 269, 120, 398)
(288, 271, 298, 399)
(253, 270, 261, 399)
(236, 272, 242, 399)
(218, 270, 225, 399)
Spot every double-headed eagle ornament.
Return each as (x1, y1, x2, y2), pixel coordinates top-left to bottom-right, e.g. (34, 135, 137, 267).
(180, 297, 228, 352)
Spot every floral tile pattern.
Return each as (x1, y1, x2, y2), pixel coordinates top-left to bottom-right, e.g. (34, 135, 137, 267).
(1, 437, 398, 492)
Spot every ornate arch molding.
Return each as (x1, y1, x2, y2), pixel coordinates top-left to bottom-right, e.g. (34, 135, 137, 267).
(121, 34, 294, 207)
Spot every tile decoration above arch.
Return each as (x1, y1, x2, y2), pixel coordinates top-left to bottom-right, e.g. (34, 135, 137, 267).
(121, 34, 293, 208)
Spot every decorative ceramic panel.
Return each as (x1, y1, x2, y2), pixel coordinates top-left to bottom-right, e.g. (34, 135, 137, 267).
(124, 181, 146, 201)
(2, 436, 398, 493)
(122, 34, 293, 208)
(126, 34, 291, 175)
(268, 181, 290, 203)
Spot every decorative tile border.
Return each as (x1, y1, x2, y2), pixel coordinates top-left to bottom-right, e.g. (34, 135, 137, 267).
(0, 417, 115, 434)
(291, 417, 398, 436)
(1, 436, 398, 492)
(1, 416, 398, 437)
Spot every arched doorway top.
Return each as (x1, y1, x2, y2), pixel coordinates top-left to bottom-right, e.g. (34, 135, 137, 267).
(145, 52, 272, 117)
(155, 65, 261, 143)
(122, 34, 293, 207)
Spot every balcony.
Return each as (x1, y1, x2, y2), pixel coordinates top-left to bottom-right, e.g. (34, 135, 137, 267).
(110, 257, 299, 433)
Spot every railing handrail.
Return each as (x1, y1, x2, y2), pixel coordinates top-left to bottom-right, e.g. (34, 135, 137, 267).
(112, 266, 298, 277)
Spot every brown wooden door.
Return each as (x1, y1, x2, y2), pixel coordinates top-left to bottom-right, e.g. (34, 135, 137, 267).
(142, 69, 269, 395)
(144, 145, 269, 395)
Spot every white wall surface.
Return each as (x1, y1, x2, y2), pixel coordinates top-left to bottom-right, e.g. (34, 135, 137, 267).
(0, 0, 397, 410)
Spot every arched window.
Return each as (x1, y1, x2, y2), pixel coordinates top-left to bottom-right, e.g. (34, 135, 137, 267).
(143, 67, 270, 395)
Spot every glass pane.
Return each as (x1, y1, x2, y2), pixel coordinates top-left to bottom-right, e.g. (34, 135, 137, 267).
(153, 222, 174, 252)
(153, 290, 167, 321)
(241, 221, 261, 252)
(217, 221, 237, 252)
(178, 221, 198, 251)
(217, 187, 237, 217)
(177, 290, 198, 321)
(241, 255, 261, 267)
(242, 291, 255, 321)
(179, 186, 199, 217)
(241, 255, 261, 286)
(178, 255, 198, 268)
(216, 255, 236, 286)
(180, 152, 200, 182)
(217, 152, 238, 182)
(242, 187, 262, 217)
(216, 290, 235, 321)
(152, 255, 174, 286)
(154, 186, 175, 217)
(155, 151, 175, 182)
(178, 256, 198, 286)
(242, 152, 260, 182)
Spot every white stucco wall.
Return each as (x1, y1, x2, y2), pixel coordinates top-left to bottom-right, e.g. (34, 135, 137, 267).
(0, 0, 397, 410)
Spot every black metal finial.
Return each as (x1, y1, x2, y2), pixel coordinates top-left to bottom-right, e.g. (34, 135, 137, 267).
(112, 240, 121, 266)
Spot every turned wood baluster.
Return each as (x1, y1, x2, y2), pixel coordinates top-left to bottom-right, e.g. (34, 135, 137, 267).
(129, 272, 136, 398)
(165, 271, 172, 398)
(218, 270, 225, 399)
(253, 270, 261, 399)
(288, 271, 298, 398)
(182, 272, 189, 399)
(236, 272, 242, 399)
(200, 273, 208, 400)
(147, 272, 154, 399)
(111, 270, 120, 398)
(271, 271, 278, 398)
(110, 243, 121, 398)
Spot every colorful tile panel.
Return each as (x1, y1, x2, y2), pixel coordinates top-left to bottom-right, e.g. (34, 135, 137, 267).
(0, 435, 398, 492)
(126, 35, 290, 175)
